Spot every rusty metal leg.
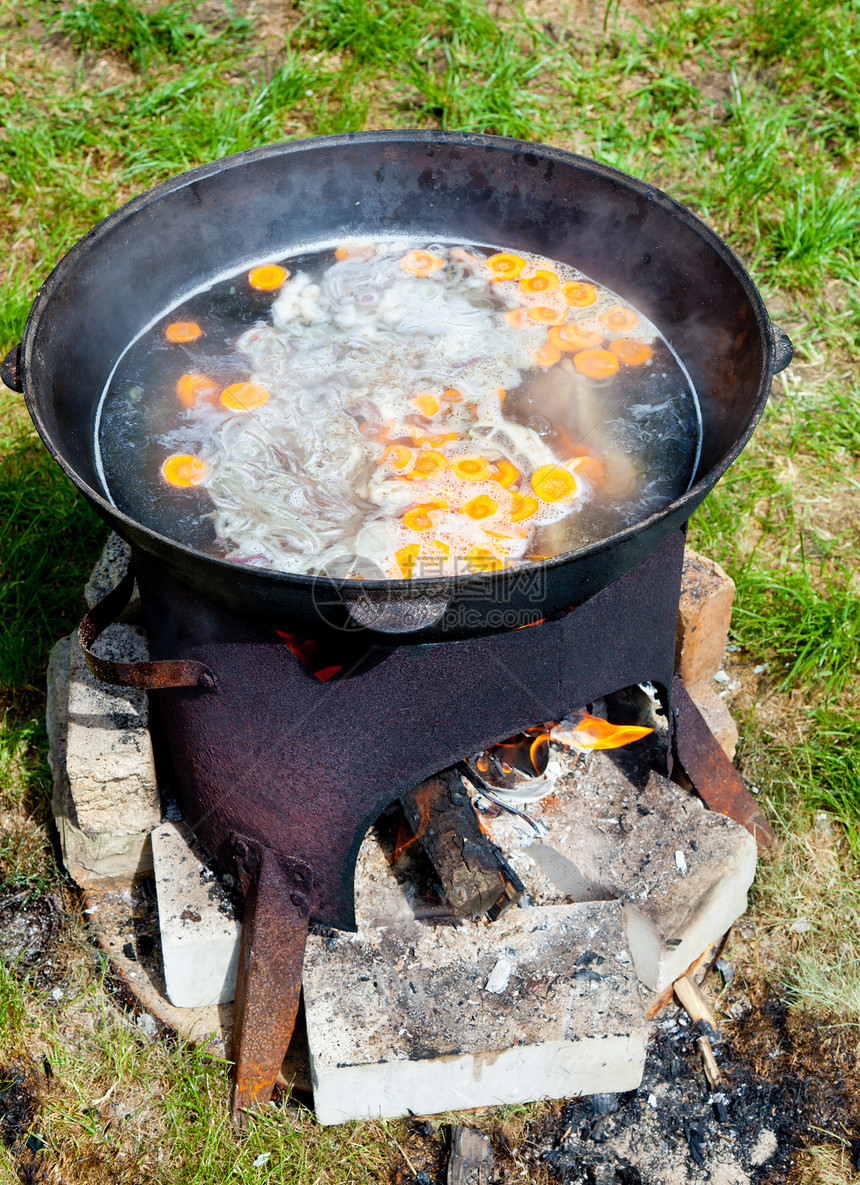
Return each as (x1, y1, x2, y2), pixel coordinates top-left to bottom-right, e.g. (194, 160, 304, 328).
(230, 834, 312, 1120)
(671, 675, 775, 850)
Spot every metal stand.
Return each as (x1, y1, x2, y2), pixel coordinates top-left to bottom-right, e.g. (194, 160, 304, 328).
(230, 836, 312, 1120)
(73, 526, 771, 1113)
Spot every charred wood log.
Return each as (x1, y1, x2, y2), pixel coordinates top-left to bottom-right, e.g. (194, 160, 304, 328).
(400, 768, 523, 921)
(446, 1125, 494, 1185)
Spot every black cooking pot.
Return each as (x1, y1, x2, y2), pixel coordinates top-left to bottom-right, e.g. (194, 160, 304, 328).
(5, 131, 791, 642)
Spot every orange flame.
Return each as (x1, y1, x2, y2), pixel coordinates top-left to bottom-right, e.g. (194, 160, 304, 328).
(485, 728, 551, 777)
(559, 713, 653, 752)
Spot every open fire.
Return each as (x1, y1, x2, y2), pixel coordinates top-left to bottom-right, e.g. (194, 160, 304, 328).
(471, 713, 655, 790)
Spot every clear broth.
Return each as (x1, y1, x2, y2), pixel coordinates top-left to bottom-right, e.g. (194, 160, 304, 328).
(97, 239, 701, 580)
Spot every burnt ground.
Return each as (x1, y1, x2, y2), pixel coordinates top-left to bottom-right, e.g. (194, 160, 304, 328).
(387, 971, 860, 1185)
(0, 856, 858, 1184)
(0, 1064, 46, 1185)
(541, 994, 860, 1185)
(0, 887, 65, 994)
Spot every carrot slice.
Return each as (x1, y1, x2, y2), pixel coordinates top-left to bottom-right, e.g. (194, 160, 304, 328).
(220, 382, 271, 411)
(527, 305, 564, 324)
(442, 387, 463, 402)
(573, 349, 619, 379)
(510, 493, 539, 521)
(562, 281, 597, 307)
(519, 269, 559, 294)
(413, 392, 440, 417)
(411, 449, 447, 478)
(400, 250, 444, 276)
(609, 338, 654, 366)
(571, 453, 606, 483)
(466, 547, 504, 572)
(494, 459, 519, 488)
(485, 253, 527, 280)
(165, 321, 202, 343)
(407, 428, 459, 446)
(335, 242, 376, 261)
(161, 454, 207, 487)
(599, 305, 639, 332)
(396, 543, 420, 578)
(176, 373, 218, 407)
(504, 307, 524, 329)
(453, 457, 494, 482)
(534, 341, 562, 368)
(485, 527, 526, 539)
(464, 494, 498, 520)
(531, 464, 578, 503)
(549, 321, 604, 352)
(248, 264, 289, 290)
(382, 444, 414, 471)
(403, 502, 447, 531)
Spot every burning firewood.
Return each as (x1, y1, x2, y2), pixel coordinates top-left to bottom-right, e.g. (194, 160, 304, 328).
(399, 768, 524, 921)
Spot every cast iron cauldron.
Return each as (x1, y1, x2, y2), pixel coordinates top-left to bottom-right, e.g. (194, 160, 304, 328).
(5, 131, 792, 642)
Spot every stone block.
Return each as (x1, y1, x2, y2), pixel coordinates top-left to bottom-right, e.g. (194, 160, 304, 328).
(85, 532, 141, 623)
(151, 822, 241, 1009)
(675, 548, 735, 690)
(477, 754, 757, 993)
(304, 834, 648, 1125)
(66, 626, 160, 837)
(47, 636, 154, 885)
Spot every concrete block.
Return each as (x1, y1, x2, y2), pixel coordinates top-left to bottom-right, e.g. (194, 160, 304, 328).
(85, 532, 141, 622)
(151, 822, 241, 1008)
(675, 548, 735, 689)
(66, 626, 160, 837)
(477, 754, 757, 993)
(47, 636, 154, 885)
(304, 838, 648, 1125)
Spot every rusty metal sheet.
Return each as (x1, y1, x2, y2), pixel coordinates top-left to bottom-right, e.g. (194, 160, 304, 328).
(137, 529, 686, 932)
(672, 676, 775, 849)
(230, 836, 312, 1118)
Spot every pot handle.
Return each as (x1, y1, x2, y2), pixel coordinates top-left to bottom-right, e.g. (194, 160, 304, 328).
(2, 345, 23, 393)
(79, 559, 217, 691)
(770, 322, 793, 374)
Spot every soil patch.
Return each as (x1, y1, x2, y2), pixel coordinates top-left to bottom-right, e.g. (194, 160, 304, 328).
(0, 887, 65, 992)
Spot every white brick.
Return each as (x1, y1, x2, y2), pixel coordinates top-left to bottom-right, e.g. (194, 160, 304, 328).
(151, 822, 241, 1009)
(304, 837, 648, 1125)
(84, 532, 141, 622)
(47, 635, 154, 884)
(478, 754, 757, 993)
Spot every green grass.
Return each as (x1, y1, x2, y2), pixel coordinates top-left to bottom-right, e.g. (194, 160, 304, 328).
(0, 401, 105, 704)
(732, 565, 860, 695)
(52, 0, 251, 71)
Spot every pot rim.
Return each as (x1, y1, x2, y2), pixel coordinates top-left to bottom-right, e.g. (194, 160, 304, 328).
(21, 129, 773, 598)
